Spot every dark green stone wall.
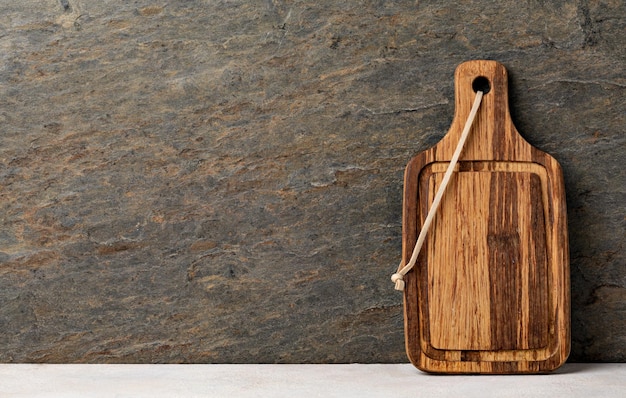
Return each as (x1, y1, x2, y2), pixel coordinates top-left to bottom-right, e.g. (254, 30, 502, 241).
(0, 0, 624, 362)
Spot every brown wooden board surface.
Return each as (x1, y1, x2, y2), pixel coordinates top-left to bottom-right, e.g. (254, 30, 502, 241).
(402, 60, 570, 374)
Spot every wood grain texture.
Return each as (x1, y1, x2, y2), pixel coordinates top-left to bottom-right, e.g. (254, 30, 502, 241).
(402, 61, 570, 374)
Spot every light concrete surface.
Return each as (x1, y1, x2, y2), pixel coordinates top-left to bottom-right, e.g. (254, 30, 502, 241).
(0, 363, 624, 397)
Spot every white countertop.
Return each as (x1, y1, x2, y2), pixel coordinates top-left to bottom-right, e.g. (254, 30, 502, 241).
(0, 363, 624, 397)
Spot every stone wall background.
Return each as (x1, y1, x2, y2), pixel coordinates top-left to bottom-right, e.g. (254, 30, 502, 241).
(0, 0, 624, 363)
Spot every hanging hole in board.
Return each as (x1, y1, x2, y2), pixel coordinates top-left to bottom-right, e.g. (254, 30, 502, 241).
(472, 76, 491, 94)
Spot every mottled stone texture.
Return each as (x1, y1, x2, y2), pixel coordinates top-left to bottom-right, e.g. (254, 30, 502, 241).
(0, 0, 623, 363)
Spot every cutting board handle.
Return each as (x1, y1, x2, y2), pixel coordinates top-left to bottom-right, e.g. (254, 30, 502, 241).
(437, 60, 532, 162)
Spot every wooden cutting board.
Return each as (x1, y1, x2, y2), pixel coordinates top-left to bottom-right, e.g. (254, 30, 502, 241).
(401, 60, 570, 374)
